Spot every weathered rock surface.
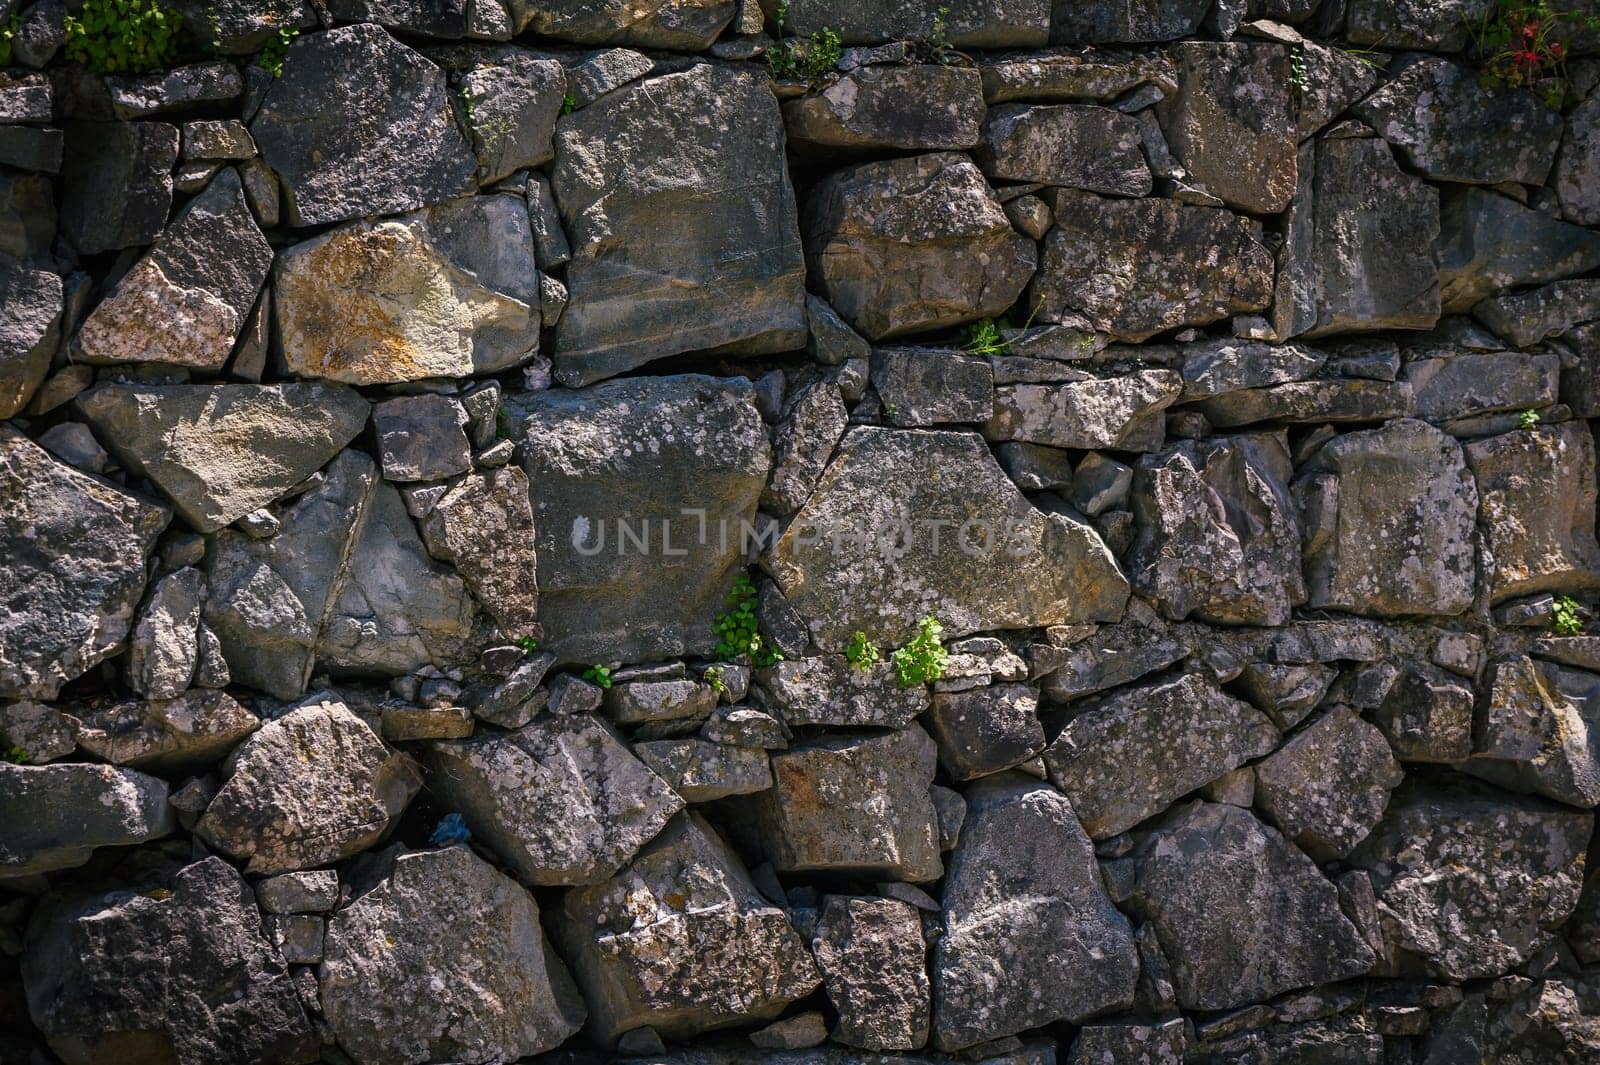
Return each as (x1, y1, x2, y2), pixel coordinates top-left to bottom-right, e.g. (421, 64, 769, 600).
(1, 762, 174, 878)
(1124, 801, 1376, 1011)
(762, 379, 848, 515)
(804, 152, 1035, 341)
(196, 692, 421, 875)
(1130, 433, 1305, 625)
(427, 714, 683, 885)
(633, 738, 772, 802)
(556, 813, 821, 1043)
(1465, 424, 1600, 603)
(250, 24, 475, 226)
(976, 103, 1150, 195)
(1348, 781, 1592, 980)
(983, 371, 1181, 450)
(1044, 672, 1280, 839)
(274, 200, 539, 385)
(1557, 85, 1600, 225)
(0, 264, 62, 419)
(510, 375, 769, 662)
(419, 466, 540, 633)
(1472, 279, 1600, 348)
(125, 566, 204, 698)
(925, 682, 1043, 780)
(1253, 706, 1404, 860)
(1031, 191, 1274, 341)
(73, 690, 259, 776)
(320, 845, 585, 1065)
(775, 0, 1049, 47)
(1353, 56, 1563, 185)
(1052, 0, 1208, 42)
(1294, 419, 1478, 617)
(76, 382, 368, 533)
(784, 66, 985, 152)
(813, 896, 929, 1051)
(0, 428, 169, 700)
(1373, 660, 1475, 763)
(22, 856, 316, 1065)
(552, 64, 805, 383)
(1158, 42, 1296, 213)
(1438, 188, 1600, 312)
(519, 0, 737, 50)
(933, 776, 1138, 1051)
(1402, 350, 1559, 421)
(75, 168, 271, 372)
(977, 49, 1175, 104)
(1346, 0, 1494, 50)
(767, 427, 1127, 649)
(59, 121, 178, 255)
(755, 656, 929, 729)
(1462, 656, 1600, 807)
(457, 52, 565, 183)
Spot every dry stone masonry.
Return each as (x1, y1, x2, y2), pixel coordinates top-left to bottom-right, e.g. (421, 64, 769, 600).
(5, 0, 1600, 1063)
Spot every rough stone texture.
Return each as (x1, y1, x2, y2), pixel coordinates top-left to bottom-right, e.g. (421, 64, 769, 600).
(1158, 42, 1296, 213)
(1129, 433, 1305, 625)
(1031, 191, 1274, 341)
(804, 152, 1035, 341)
(22, 856, 316, 1065)
(1438, 188, 1600, 313)
(739, 726, 942, 881)
(784, 66, 985, 152)
(1052, 0, 1208, 42)
(76, 382, 368, 534)
(59, 121, 178, 255)
(427, 714, 684, 885)
(933, 776, 1138, 1051)
(419, 466, 540, 633)
(520, 0, 737, 50)
(552, 65, 805, 384)
(1472, 279, 1600, 348)
(1125, 801, 1376, 1011)
(925, 682, 1044, 780)
(762, 379, 848, 515)
(0, 428, 169, 701)
(975, 103, 1150, 195)
(1557, 85, 1600, 225)
(1346, 0, 1494, 50)
(1465, 423, 1600, 603)
(319, 846, 585, 1065)
(1402, 350, 1560, 422)
(511, 375, 769, 663)
(1044, 672, 1280, 839)
(1253, 706, 1404, 860)
(73, 690, 259, 776)
(983, 371, 1181, 450)
(1348, 781, 1592, 981)
(1293, 419, 1478, 617)
(556, 813, 821, 1044)
(250, 25, 476, 226)
(75, 169, 271, 372)
(125, 566, 204, 698)
(0, 264, 62, 419)
(776, 0, 1049, 47)
(1373, 660, 1474, 763)
(812, 896, 929, 1050)
(633, 738, 772, 801)
(1463, 656, 1600, 806)
(372, 394, 470, 483)
(755, 656, 929, 729)
(767, 427, 1128, 650)
(1, 762, 174, 878)
(274, 200, 539, 385)
(459, 53, 565, 183)
(1353, 56, 1563, 186)
(196, 693, 421, 875)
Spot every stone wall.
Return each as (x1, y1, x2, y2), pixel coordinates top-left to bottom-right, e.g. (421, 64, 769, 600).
(3, 0, 1600, 1062)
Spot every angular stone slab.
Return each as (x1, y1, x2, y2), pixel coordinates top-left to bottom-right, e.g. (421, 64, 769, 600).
(76, 382, 368, 533)
(784, 65, 985, 152)
(0, 427, 169, 700)
(552, 64, 805, 384)
(1253, 705, 1404, 860)
(1439, 187, 1600, 313)
(1, 762, 174, 878)
(767, 426, 1128, 650)
(0, 264, 62, 419)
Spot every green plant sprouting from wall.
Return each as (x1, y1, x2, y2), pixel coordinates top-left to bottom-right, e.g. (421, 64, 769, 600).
(712, 574, 783, 667)
(1553, 596, 1585, 635)
(703, 664, 727, 694)
(767, 0, 842, 83)
(255, 27, 297, 77)
(3, 744, 28, 765)
(64, 0, 183, 75)
(582, 664, 612, 688)
(1519, 408, 1542, 429)
(892, 616, 949, 688)
(0, 13, 21, 67)
(846, 631, 881, 672)
(1469, 1, 1600, 107)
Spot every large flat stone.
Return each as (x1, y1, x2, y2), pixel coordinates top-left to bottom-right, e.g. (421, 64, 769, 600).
(1, 762, 174, 879)
(551, 64, 805, 384)
(0, 264, 62, 419)
(518, 0, 737, 49)
(775, 0, 1049, 46)
(784, 65, 985, 152)
(1439, 187, 1600, 313)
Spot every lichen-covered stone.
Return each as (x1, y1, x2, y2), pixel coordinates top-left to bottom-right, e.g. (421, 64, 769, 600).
(1461, 657, 1600, 807)
(1031, 191, 1274, 341)
(518, 0, 737, 50)
(776, 0, 1048, 47)
(813, 895, 929, 1050)
(1, 762, 174, 878)
(739, 726, 942, 881)
(196, 692, 421, 875)
(22, 856, 316, 1065)
(1052, 0, 1208, 42)
(319, 845, 585, 1065)
(0, 427, 169, 700)
(1438, 187, 1600, 312)
(975, 103, 1150, 195)
(0, 264, 62, 419)
(250, 25, 475, 226)
(767, 426, 1128, 650)
(1556, 85, 1600, 225)
(509, 375, 769, 663)
(552, 64, 805, 383)
(1294, 419, 1478, 617)
(1402, 350, 1559, 422)
(1044, 672, 1280, 839)
(633, 739, 772, 802)
(984, 371, 1181, 450)
(556, 812, 821, 1044)
(755, 655, 929, 729)
(1348, 781, 1592, 981)
(804, 152, 1035, 341)
(1124, 801, 1376, 1011)
(784, 65, 985, 152)
(72, 690, 259, 776)
(1253, 706, 1404, 861)
(925, 682, 1044, 780)
(76, 382, 368, 534)
(933, 775, 1138, 1051)
(418, 466, 540, 633)
(1466, 424, 1600, 603)
(428, 714, 683, 884)
(1130, 433, 1305, 626)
